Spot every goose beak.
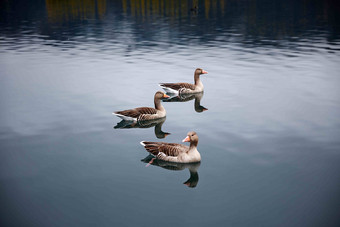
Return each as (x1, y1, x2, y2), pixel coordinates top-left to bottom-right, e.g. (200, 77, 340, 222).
(163, 94, 170, 98)
(182, 136, 190, 142)
(202, 70, 208, 74)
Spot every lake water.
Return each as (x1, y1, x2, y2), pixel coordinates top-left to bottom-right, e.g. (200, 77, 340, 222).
(1, 0, 340, 226)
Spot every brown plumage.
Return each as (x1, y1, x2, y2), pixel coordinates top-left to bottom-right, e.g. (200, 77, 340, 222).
(115, 107, 157, 119)
(159, 83, 196, 91)
(141, 141, 187, 156)
(113, 91, 169, 122)
(140, 131, 201, 163)
(160, 68, 208, 94)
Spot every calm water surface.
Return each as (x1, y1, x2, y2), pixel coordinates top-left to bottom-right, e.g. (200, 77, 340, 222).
(1, 1, 340, 226)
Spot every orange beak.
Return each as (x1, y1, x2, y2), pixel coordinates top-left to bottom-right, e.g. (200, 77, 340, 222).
(163, 94, 170, 98)
(202, 70, 208, 74)
(182, 136, 190, 142)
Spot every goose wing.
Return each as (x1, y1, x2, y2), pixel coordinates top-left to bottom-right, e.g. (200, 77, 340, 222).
(115, 107, 157, 118)
(141, 141, 188, 157)
(159, 83, 195, 91)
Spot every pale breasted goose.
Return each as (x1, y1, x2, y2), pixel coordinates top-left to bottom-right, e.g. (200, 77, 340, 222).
(140, 131, 201, 163)
(113, 91, 169, 122)
(159, 68, 208, 94)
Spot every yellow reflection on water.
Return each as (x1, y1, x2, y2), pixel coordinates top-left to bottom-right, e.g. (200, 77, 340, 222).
(124, 0, 225, 19)
(45, 0, 228, 23)
(205, 0, 210, 18)
(45, 0, 107, 23)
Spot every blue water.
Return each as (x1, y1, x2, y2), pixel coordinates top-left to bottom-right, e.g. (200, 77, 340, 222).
(1, 1, 340, 226)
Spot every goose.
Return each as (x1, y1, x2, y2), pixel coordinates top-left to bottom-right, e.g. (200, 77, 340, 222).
(159, 68, 208, 94)
(140, 131, 201, 163)
(113, 91, 169, 122)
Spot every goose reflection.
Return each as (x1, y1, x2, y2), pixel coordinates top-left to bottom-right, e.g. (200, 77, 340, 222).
(114, 117, 170, 139)
(141, 155, 200, 188)
(163, 92, 208, 113)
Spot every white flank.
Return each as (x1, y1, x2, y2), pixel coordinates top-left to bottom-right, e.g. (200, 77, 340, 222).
(113, 113, 137, 122)
(159, 84, 179, 94)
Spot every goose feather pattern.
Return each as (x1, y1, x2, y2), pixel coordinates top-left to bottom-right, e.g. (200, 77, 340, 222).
(160, 68, 208, 94)
(140, 131, 201, 163)
(113, 91, 169, 122)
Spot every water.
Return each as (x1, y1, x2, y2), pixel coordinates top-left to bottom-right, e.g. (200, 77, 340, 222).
(1, 0, 340, 226)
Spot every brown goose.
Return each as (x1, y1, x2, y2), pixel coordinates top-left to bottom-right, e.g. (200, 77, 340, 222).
(113, 91, 169, 122)
(140, 131, 201, 163)
(159, 68, 208, 94)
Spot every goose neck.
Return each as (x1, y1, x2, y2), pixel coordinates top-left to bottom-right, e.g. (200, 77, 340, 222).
(154, 98, 165, 111)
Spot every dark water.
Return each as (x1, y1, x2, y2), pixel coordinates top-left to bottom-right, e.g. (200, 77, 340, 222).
(1, 0, 340, 226)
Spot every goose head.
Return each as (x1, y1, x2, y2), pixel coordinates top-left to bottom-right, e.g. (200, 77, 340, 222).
(195, 68, 208, 75)
(155, 91, 170, 100)
(182, 131, 199, 146)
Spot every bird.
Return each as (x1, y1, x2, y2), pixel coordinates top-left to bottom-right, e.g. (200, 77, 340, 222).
(113, 91, 169, 122)
(140, 131, 201, 163)
(159, 68, 208, 94)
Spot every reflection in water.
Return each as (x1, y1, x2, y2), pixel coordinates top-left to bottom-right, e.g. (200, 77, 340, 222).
(1, 0, 338, 48)
(123, 0, 224, 19)
(1, 0, 340, 226)
(114, 117, 170, 139)
(45, 0, 107, 23)
(163, 92, 208, 113)
(141, 154, 200, 188)
(119, 0, 338, 41)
